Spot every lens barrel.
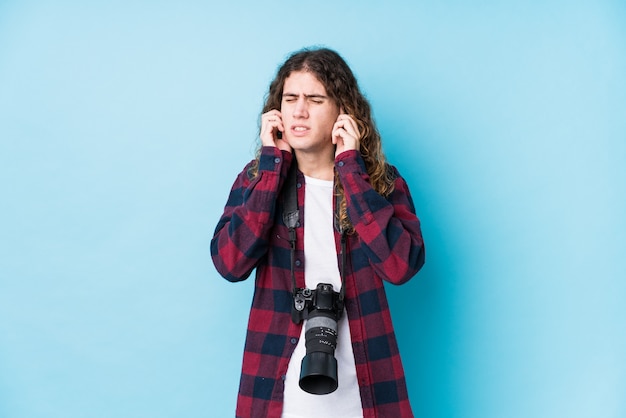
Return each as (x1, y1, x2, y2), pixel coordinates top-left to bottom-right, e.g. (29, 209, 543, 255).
(299, 313, 339, 394)
(299, 352, 338, 394)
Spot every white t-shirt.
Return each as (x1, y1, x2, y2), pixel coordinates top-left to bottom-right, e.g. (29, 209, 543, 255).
(282, 176, 364, 418)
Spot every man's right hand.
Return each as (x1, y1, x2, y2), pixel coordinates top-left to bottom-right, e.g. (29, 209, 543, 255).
(260, 109, 291, 152)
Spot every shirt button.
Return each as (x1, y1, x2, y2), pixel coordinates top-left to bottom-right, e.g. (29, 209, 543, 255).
(295, 260, 301, 267)
(338, 161, 345, 167)
(274, 157, 281, 163)
(296, 182, 302, 188)
(281, 375, 286, 381)
(290, 338, 297, 344)
(296, 221, 301, 227)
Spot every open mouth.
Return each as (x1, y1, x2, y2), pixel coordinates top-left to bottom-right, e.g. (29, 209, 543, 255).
(291, 125, 310, 135)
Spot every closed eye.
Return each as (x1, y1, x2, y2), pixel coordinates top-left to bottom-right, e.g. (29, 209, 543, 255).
(306, 94, 327, 104)
(282, 93, 328, 104)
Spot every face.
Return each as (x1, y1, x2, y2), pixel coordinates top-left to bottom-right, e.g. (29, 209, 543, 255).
(281, 71, 340, 157)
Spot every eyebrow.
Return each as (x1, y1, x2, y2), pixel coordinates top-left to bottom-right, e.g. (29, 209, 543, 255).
(282, 93, 328, 99)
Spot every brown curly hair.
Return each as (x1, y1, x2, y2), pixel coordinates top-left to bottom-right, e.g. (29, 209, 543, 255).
(252, 47, 395, 232)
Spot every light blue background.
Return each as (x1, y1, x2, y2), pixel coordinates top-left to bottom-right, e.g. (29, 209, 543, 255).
(1, 1, 625, 417)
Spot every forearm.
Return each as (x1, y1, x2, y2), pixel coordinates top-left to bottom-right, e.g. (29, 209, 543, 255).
(211, 147, 292, 281)
(336, 150, 425, 284)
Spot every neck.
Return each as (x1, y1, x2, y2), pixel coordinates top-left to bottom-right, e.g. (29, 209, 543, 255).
(294, 150, 335, 180)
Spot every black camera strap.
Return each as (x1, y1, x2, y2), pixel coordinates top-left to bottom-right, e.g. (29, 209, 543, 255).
(282, 160, 347, 305)
(282, 160, 300, 299)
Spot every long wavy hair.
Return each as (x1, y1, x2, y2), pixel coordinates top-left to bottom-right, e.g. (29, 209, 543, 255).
(252, 47, 395, 232)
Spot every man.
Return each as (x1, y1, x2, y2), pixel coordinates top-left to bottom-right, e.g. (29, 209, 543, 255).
(211, 47, 425, 418)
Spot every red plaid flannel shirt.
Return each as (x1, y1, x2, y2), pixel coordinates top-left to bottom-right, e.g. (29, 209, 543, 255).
(211, 146, 425, 418)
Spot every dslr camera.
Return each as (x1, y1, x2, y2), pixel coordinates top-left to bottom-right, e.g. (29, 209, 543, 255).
(291, 283, 344, 395)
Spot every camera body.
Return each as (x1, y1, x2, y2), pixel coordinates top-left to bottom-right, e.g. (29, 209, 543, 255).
(291, 283, 344, 395)
(291, 283, 343, 324)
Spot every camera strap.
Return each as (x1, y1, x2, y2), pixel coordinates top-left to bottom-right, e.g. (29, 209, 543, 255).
(282, 160, 347, 304)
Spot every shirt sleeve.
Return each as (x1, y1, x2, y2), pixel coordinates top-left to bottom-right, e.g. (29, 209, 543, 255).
(335, 150, 425, 285)
(211, 147, 293, 282)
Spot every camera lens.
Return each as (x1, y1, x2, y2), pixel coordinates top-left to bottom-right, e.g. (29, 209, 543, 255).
(299, 313, 339, 394)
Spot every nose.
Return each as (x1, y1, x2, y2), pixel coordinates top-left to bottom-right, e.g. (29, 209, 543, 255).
(293, 97, 308, 118)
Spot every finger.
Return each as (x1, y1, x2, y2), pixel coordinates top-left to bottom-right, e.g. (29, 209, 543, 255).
(340, 114, 359, 133)
(262, 111, 282, 124)
(332, 127, 349, 145)
(333, 121, 356, 141)
(262, 111, 282, 127)
(334, 115, 353, 132)
(261, 110, 282, 127)
(336, 115, 360, 138)
(261, 111, 285, 146)
(272, 120, 285, 138)
(262, 109, 281, 117)
(333, 124, 360, 153)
